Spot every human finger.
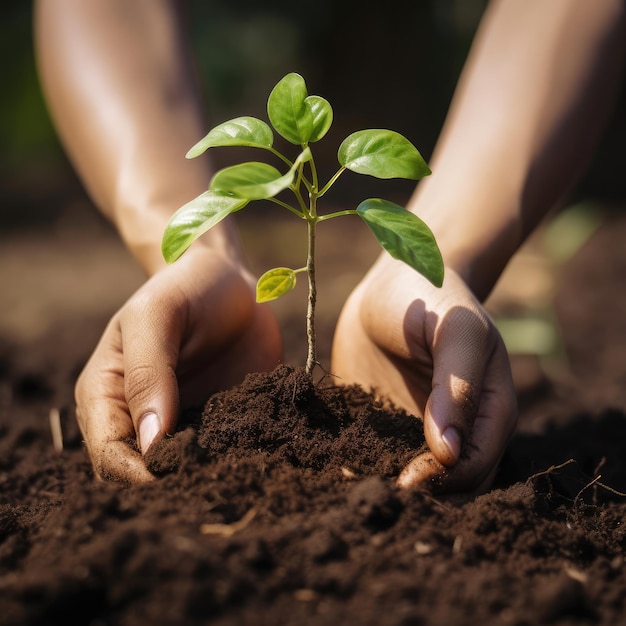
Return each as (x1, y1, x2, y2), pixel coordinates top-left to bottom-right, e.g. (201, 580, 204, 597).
(398, 335, 517, 493)
(418, 299, 495, 466)
(75, 322, 155, 483)
(119, 294, 182, 455)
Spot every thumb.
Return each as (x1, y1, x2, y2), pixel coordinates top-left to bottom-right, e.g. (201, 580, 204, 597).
(422, 304, 493, 466)
(121, 303, 181, 455)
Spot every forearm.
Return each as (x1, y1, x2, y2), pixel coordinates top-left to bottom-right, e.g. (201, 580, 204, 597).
(410, 0, 626, 300)
(35, 0, 238, 275)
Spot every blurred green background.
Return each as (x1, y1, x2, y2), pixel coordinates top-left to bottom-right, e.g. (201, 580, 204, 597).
(2, 0, 623, 225)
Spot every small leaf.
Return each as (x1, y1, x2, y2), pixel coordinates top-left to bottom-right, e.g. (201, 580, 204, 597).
(211, 162, 287, 200)
(210, 148, 311, 200)
(338, 129, 431, 179)
(267, 73, 313, 145)
(162, 191, 248, 263)
(186, 117, 274, 158)
(357, 198, 444, 287)
(256, 267, 297, 302)
(305, 95, 333, 142)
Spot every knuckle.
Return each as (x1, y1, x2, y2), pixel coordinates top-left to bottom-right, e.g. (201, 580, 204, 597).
(122, 289, 157, 317)
(124, 363, 163, 410)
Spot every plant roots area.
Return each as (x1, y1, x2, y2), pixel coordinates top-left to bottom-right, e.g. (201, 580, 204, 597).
(1, 207, 626, 626)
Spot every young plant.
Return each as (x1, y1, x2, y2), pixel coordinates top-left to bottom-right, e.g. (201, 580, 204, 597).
(162, 73, 443, 375)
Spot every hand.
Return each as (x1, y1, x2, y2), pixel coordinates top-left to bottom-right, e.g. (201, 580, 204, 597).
(75, 246, 281, 483)
(332, 257, 517, 494)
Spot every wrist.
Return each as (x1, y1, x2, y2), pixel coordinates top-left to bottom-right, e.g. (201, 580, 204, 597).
(427, 216, 522, 302)
(117, 207, 245, 278)
(113, 183, 246, 277)
(405, 179, 524, 302)
(159, 232, 254, 292)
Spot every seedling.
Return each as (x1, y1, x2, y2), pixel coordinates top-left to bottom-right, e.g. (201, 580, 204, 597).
(162, 73, 443, 375)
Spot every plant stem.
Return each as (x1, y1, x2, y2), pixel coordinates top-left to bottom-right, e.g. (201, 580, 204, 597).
(305, 215, 317, 375)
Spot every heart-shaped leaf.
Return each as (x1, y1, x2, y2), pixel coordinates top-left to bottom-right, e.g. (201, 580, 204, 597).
(357, 198, 444, 287)
(338, 129, 431, 179)
(162, 191, 248, 263)
(256, 267, 297, 302)
(267, 73, 313, 145)
(186, 117, 274, 158)
(305, 95, 333, 143)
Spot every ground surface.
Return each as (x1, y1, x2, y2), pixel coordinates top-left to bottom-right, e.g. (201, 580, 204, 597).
(1, 185, 625, 625)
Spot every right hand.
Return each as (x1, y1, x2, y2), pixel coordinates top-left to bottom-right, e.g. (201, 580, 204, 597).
(332, 257, 517, 495)
(75, 246, 282, 483)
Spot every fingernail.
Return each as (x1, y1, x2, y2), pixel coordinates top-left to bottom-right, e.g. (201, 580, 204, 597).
(139, 412, 161, 455)
(441, 426, 461, 463)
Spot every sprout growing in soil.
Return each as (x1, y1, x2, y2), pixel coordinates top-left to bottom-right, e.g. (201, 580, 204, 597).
(162, 73, 443, 375)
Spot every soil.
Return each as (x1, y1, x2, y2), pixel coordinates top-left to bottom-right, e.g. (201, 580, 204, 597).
(1, 190, 626, 625)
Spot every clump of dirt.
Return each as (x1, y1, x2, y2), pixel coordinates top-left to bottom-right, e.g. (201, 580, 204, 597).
(146, 365, 426, 481)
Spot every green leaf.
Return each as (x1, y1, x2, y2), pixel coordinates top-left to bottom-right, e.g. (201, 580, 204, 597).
(338, 129, 431, 179)
(305, 95, 333, 142)
(162, 191, 248, 263)
(210, 148, 311, 200)
(357, 198, 444, 287)
(267, 73, 313, 145)
(211, 162, 286, 200)
(256, 267, 297, 302)
(186, 117, 274, 158)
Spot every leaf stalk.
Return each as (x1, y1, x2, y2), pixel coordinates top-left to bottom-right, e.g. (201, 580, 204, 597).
(317, 209, 358, 221)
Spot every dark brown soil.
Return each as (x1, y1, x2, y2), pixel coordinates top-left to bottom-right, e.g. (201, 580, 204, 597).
(1, 203, 626, 625)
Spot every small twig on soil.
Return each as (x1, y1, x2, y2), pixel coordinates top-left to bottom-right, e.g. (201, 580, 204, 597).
(595, 482, 626, 498)
(574, 475, 626, 504)
(574, 474, 603, 506)
(528, 458, 626, 504)
(49, 407, 63, 453)
(525, 459, 575, 485)
(199, 508, 257, 537)
(590, 457, 607, 504)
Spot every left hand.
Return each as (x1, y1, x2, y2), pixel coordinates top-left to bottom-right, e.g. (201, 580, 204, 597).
(75, 246, 282, 483)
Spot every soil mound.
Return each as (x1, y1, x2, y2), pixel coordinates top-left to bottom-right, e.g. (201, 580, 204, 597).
(1, 362, 625, 625)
